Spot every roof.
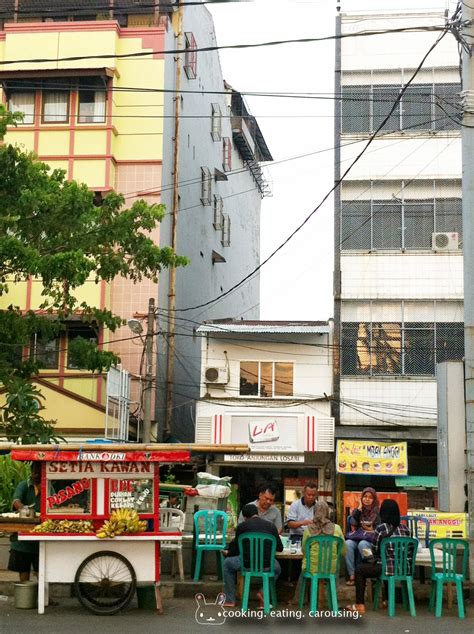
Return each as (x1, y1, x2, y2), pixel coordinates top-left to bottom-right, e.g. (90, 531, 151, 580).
(197, 320, 331, 335)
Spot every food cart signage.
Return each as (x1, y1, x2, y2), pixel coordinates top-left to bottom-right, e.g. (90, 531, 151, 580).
(11, 449, 190, 463)
(46, 461, 152, 474)
(249, 420, 279, 443)
(336, 440, 407, 475)
(47, 478, 90, 508)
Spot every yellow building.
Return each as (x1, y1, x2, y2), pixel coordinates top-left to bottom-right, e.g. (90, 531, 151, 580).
(0, 5, 172, 437)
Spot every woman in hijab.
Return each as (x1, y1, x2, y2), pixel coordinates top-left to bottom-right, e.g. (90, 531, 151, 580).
(345, 487, 380, 585)
(346, 499, 411, 615)
(302, 500, 346, 575)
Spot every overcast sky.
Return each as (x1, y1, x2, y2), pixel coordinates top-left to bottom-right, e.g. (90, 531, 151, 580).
(209, 0, 456, 321)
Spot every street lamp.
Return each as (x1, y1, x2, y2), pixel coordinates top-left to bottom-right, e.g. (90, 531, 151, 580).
(127, 319, 143, 336)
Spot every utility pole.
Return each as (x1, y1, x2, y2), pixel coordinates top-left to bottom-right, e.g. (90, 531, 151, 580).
(164, 2, 184, 439)
(461, 0, 474, 579)
(142, 297, 155, 443)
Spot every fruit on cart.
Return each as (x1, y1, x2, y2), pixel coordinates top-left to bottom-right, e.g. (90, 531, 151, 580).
(95, 508, 147, 538)
(32, 519, 94, 534)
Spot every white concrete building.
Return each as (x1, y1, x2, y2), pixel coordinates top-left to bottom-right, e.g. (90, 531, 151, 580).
(194, 320, 335, 509)
(157, 5, 272, 441)
(334, 10, 464, 478)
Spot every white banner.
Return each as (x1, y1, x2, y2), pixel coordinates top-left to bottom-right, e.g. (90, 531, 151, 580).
(224, 453, 304, 463)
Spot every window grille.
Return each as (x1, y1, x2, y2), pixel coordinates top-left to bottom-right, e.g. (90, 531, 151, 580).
(341, 315, 464, 376)
(221, 214, 231, 247)
(222, 137, 232, 172)
(341, 180, 462, 251)
(200, 167, 212, 205)
(341, 82, 461, 134)
(184, 32, 197, 79)
(213, 195, 224, 230)
(211, 103, 222, 141)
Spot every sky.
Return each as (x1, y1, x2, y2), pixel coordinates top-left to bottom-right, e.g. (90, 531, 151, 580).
(209, 0, 456, 321)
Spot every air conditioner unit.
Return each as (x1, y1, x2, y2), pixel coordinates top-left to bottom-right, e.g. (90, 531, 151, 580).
(204, 366, 229, 384)
(432, 232, 459, 252)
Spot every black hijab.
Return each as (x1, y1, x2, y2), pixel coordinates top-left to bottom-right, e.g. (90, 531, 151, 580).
(379, 499, 400, 527)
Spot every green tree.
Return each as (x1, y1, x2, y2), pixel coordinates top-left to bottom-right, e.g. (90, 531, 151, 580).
(0, 106, 188, 443)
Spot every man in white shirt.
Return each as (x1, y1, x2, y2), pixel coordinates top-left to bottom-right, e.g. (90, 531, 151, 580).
(286, 482, 318, 538)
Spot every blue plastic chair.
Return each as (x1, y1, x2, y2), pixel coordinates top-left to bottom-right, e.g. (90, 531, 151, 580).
(401, 515, 431, 548)
(428, 538, 469, 619)
(298, 535, 343, 612)
(238, 532, 277, 615)
(373, 536, 418, 617)
(193, 510, 228, 581)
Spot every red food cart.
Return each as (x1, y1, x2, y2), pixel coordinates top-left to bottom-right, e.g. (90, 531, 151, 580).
(11, 445, 190, 615)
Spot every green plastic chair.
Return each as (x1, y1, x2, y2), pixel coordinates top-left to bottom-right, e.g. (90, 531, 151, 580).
(373, 536, 418, 617)
(238, 532, 277, 615)
(428, 538, 469, 619)
(193, 510, 228, 581)
(298, 535, 343, 612)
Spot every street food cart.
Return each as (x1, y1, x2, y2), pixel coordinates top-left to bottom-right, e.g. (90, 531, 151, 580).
(7, 443, 247, 615)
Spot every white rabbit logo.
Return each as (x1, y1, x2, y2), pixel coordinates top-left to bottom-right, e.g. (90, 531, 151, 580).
(195, 592, 227, 625)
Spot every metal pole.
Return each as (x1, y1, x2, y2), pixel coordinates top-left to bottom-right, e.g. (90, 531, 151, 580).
(461, 0, 474, 579)
(164, 2, 184, 438)
(143, 297, 155, 443)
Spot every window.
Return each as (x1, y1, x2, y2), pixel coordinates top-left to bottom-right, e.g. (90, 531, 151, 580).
(8, 91, 35, 124)
(341, 82, 461, 134)
(239, 361, 294, 397)
(30, 335, 60, 370)
(184, 32, 197, 79)
(213, 195, 224, 229)
(67, 326, 97, 369)
(221, 213, 231, 247)
(341, 317, 464, 376)
(42, 90, 69, 123)
(78, 79, 106, 123)
(341, 190, 462, 250)
(211, 103, 222, 141)
(222, 137, 232, 172)
(200, 167, 212, 205)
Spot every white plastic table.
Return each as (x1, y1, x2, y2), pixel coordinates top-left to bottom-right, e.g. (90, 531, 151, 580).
(19, 532, 182, 614)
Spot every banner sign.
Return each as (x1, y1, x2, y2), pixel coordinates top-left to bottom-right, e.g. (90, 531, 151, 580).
(408, 511, 467, 539)
(336, 440, 407, 476)
(224, 453, 304, 463)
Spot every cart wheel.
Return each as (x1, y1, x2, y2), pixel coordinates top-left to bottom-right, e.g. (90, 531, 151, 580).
(74, 550, 137, 615)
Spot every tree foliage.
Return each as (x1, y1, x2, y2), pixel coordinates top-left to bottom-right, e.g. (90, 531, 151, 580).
(0, 108, 188, 442)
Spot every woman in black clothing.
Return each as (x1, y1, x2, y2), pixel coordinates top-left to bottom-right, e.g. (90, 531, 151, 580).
(346, 499, 410, 615)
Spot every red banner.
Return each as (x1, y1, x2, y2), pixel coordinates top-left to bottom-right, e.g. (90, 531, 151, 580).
(11, 449, 190, 463)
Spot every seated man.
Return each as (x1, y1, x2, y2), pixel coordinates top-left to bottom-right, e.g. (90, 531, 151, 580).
(223, 503, 283, 607)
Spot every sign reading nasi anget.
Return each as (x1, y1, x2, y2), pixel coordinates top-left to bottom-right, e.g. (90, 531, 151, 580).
(336, 440, 408, 476)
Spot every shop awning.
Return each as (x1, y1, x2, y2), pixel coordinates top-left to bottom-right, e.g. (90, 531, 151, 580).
(395, 476, 438, 488)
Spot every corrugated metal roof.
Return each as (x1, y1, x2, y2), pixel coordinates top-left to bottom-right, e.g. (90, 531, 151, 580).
(197, 320, 330, 335)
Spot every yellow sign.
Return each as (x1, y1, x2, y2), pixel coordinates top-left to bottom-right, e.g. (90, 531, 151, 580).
(409, 511, 468, 539)
(336, 440, 407, 476)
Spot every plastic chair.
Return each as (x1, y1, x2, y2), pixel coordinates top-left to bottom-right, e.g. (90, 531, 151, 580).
(298, 535, 343, 612)
(373, 536, 418, 617)
(428, 538, 469, 619)
(159, 508, 185, 581)
(238, 532, 277, 615)
(401, 515, 431, 548)
(193, 510, 228, 581)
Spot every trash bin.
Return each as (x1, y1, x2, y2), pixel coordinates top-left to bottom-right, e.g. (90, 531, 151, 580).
(14, 582, 38, 609)
(136, 584, 156, 610)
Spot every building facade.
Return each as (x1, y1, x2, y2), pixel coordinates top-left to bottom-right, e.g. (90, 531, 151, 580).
(0, 2, 271, 439)
(194, 320, 335, 513)
(334, 10, 463, 482)
(157, 5, 272, 441)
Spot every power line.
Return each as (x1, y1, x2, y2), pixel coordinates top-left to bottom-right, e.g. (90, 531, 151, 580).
(155, 25, 452, 314)
(0, 25, 449, 67)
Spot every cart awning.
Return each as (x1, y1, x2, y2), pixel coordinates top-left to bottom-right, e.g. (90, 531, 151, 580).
(395, 476, 438, 488)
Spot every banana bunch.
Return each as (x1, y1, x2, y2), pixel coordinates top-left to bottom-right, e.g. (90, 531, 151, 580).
(96, 508, 147, 539)
(32, 519, 94, 534)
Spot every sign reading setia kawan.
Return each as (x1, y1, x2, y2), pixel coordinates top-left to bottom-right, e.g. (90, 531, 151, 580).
(336, 440, 407, 476)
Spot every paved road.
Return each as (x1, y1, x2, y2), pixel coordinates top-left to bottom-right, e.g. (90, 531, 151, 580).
(0, 597, 472, 634)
